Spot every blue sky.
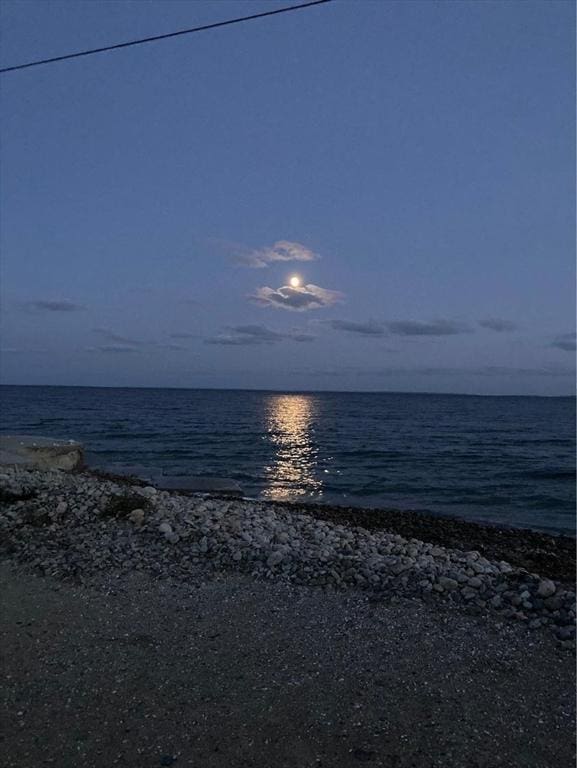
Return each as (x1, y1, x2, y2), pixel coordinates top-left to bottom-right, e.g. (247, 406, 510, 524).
(0, 0, 574, 394)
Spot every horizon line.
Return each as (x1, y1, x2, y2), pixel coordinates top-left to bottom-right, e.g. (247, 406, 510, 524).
(0, 383, 574, 399)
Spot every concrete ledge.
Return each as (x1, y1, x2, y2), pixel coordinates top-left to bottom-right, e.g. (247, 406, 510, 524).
(105, 466, 244, 497)
(0, 435, 84, 471)
(156, 476, 243, 497)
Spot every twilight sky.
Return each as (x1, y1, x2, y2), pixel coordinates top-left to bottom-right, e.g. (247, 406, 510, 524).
(0, 0, 574, 395)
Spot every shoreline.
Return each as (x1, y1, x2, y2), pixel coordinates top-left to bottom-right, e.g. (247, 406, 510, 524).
(86, 467, 576, 584)
(1, 466, 575, 645)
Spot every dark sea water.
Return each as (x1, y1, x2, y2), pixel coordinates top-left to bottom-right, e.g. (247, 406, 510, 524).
(1, 385, 575, 535)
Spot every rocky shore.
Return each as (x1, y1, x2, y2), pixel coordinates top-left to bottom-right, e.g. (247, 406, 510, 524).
(0, 467, 575, 645)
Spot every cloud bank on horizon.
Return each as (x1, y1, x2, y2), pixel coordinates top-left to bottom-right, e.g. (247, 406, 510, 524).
(25, 300, 85, 313)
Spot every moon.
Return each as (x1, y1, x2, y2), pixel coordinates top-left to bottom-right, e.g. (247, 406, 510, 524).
(289, 275, 301, 288)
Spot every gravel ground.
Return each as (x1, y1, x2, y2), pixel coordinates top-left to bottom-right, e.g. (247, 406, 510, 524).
(1, 468, 575, 767)
(1, 563, 575, 768)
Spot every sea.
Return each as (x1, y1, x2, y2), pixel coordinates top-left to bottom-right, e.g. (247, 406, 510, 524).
(0, 385, 575, 535)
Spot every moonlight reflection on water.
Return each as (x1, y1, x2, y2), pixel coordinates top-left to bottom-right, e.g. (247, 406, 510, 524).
(262, 394, 322, 501)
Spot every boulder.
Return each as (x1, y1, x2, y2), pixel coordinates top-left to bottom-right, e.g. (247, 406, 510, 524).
(0, 435, 83, 471)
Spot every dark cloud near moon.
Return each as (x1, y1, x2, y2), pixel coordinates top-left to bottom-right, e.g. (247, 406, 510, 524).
(252, 283, 343, 312)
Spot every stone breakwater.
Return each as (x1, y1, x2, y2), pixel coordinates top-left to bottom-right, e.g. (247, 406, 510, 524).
(1, 468, 575, 643)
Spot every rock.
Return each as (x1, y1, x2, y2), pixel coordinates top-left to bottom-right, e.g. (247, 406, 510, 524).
(544, 595, 563, 611)
(555, 626, 576, 641)
(511, 595, 523, 607)
(0, 435, 83, 471)
(438, 576, 458, 591)
(537, 579, 556, 598)
(430, 547, 445, 557)
(158, 522, 173, 535)
(128, 509, 145, 525)
(468, 577, 482, 589)
(267, 551, 284, 568)
(141, 486, 158, 498)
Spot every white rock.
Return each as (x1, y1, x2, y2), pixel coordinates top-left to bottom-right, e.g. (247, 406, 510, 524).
(129, 509, 145, 525)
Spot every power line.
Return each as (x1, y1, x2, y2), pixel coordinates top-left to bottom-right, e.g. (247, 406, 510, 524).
(0, 0, 334, 75)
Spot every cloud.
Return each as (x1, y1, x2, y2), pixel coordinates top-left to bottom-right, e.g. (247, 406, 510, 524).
(287, 331, 316, 342)
(329, 319, 385, 337)
(93, 328, 141, 345)
(302, 364, 575, 379)
(26, 300, 85, 312)
(386, 319, 470, 336)
(205, 335, 261, 346)
(550, 332, 576, 352)
(0, 348, 47, 355)
(92, 330, 186, 352)
(239, 240, 320, 269)
(87, 344, 140, 354)
(231, 325, 285, 342)
(156, 343, 186, 352)
(205, 325, 281, 346)
(478, 365, 574, 378)
(252, 283, 343, 312)
(205, 324, 316, 346)
(169, 332, 198, 339)
(479, 318, 517, 332)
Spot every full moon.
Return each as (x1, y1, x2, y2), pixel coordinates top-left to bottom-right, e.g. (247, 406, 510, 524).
(289, 275, 301, 288)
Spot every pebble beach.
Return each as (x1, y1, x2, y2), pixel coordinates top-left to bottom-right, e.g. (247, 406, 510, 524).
(1, 467, 575, 640)
(1, 465, 575, 767)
